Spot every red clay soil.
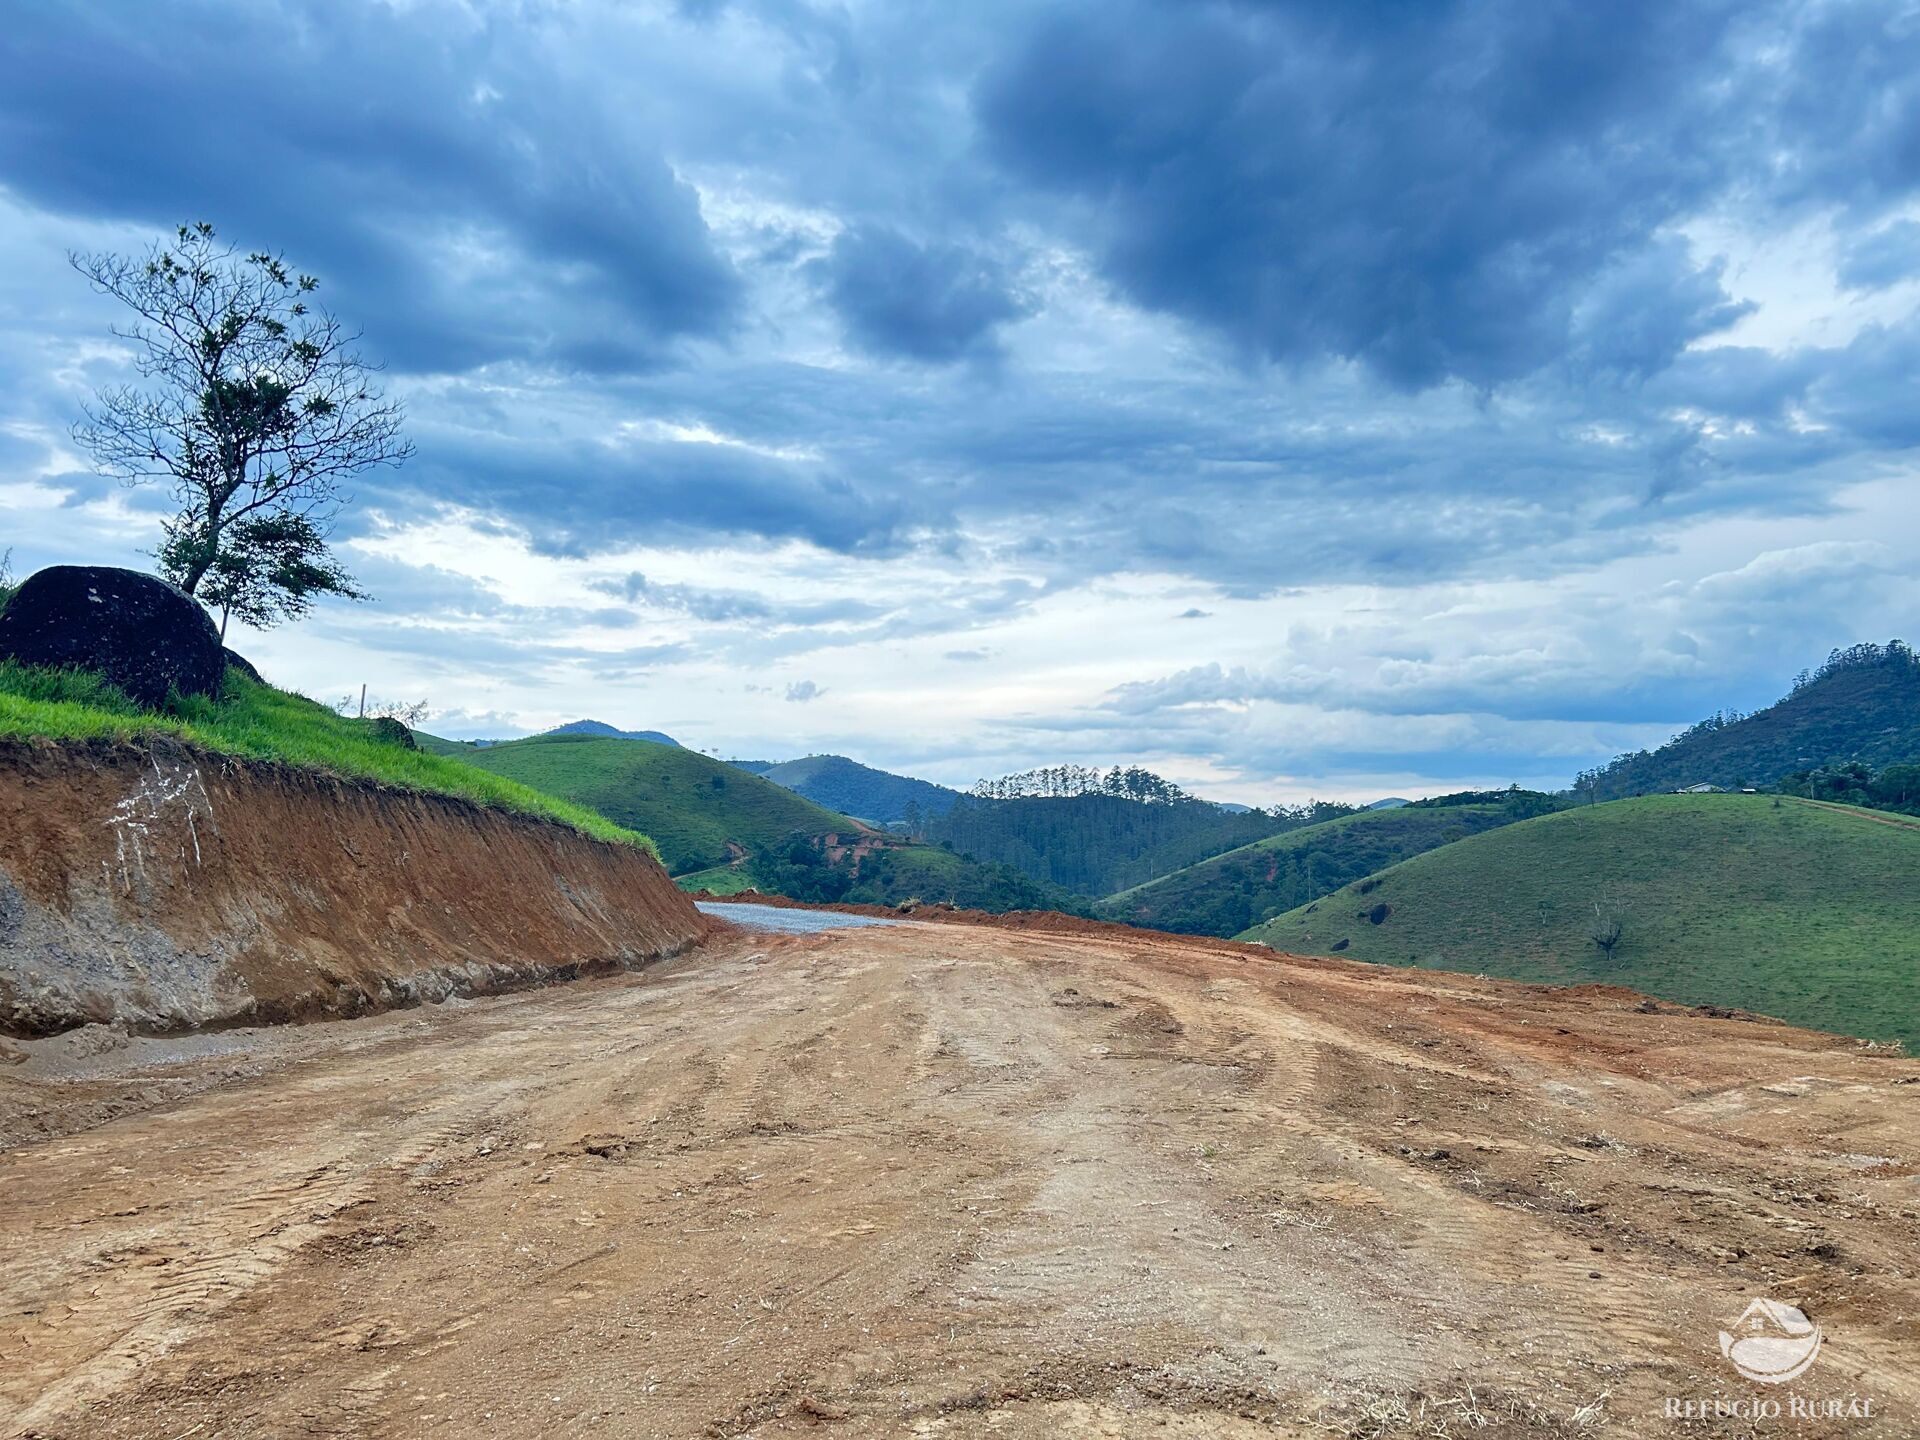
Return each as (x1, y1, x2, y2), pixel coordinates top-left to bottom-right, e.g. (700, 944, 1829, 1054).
(0, 735, 714, 1036)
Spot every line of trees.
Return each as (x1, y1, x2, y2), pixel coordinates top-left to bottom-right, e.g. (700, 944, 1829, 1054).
(1790, 640, 1918, 694)
(969, 764, 1199, 805)
(1778, 758, 1920, 815)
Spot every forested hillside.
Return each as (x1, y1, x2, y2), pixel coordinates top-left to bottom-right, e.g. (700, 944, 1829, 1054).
(681, 833, 1078, 913)
(755, 754, 962, 825)
(1099, 790, 1559, 936)
(913, 790, 1339, 896)
(1579, 641, 1920, 798)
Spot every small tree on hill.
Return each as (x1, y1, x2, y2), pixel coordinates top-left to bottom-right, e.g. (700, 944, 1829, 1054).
(171, 512, 368, 640)
(1589, 894, 1626, 962)
(71, 223, 410, 625)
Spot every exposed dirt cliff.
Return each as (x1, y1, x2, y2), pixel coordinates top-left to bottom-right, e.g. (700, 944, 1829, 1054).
(0, 736, 713, 1035)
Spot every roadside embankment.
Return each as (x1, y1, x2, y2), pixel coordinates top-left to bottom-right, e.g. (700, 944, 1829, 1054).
(0, 735, 714, 1036)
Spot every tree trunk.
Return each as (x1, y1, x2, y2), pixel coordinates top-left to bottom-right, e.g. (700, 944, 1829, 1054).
(178, 501, 228, 596)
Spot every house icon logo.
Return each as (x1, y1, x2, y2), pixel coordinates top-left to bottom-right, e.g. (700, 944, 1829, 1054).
(1719, 1298, 1823, 1384)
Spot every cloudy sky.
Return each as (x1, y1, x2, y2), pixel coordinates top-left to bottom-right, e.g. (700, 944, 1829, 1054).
(2, 0, 1918, 802)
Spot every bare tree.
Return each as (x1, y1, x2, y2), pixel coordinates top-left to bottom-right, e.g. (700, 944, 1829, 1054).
(1589, 895, 1626, 961)
(335, 693, 430, 725)
(71, 223, 411, 619)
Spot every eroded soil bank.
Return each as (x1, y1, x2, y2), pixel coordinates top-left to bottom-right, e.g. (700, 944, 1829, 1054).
(0, 736, 712, 1035)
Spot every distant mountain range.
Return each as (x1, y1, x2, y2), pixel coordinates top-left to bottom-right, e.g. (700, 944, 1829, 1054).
(452, 733, 1066, 912)
(544, 719, 681, 747)
(736, 754, 963, 826)
(415, 719, 681, 753)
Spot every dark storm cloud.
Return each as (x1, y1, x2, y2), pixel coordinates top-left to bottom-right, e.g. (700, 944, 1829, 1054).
(973, 0, 1920, 391)
(0, 1, 738, 375)
(3, 0, 1919, 788)
(813, 225, 1030, 362)
(385, 422, 923, 559)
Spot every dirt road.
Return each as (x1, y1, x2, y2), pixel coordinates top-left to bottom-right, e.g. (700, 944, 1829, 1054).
(3, 921, 1916, 1437)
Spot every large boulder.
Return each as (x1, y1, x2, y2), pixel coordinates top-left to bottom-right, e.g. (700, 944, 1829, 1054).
(0, 565, 224, 709)
(362, 717, 418, 750)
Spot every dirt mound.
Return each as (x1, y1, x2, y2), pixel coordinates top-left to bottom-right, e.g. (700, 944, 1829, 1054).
(0, 565, 224, 707)
(0, 736, 714, 1035)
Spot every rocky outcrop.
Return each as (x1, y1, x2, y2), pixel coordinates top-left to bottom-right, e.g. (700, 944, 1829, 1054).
(0, 736, 715, 1035)
(0, 565, 224, 707)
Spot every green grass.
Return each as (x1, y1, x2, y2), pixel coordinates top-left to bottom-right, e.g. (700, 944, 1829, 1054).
(1243, 794, 1920, 1050)
(1098, 803, 1520, 936)
(411, 730, 473, 758)
(0, 661, 658, 856)
(455, 733, 860, 875)
(674, 864, 759, 896)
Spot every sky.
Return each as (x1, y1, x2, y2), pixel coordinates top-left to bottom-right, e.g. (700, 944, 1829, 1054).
(2, 0, 1918, 804)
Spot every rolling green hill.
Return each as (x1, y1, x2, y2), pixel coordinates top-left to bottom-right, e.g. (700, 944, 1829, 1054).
(1098, 797, 1535, 936)
(456, 733, 859, 875)
(1244, 793, 1920, 1051)
(755, 753, 962, 825)
(1580, 641, 1919, 798)
(412, 730, 473, 758)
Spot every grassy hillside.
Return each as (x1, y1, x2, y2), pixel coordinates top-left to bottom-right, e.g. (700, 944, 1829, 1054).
(917, 793, 1291, 895)
(757, 754, 962, 825)
(0, 662, 657, 854)
(1245, 793, 1920, 1051)
(456, 733, 858, 875)
(1099, 798, 1530, 936)
(412, 730, 473, 757)
(1582, 641, 1919, 798)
